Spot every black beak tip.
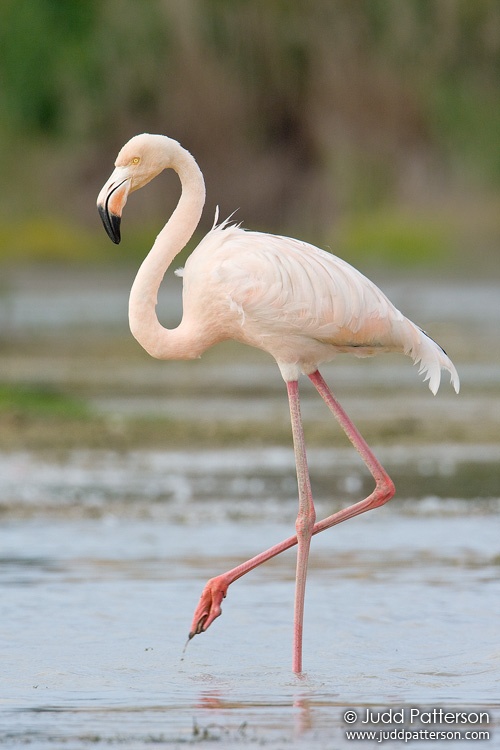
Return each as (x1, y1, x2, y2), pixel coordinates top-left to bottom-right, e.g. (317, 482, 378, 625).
(98, 203, 121, 244)
(109, 212, 121, 244)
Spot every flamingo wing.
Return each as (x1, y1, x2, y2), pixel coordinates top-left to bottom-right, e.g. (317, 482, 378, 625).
(192, 224, 405, 347)
(182, 222, 459, 392)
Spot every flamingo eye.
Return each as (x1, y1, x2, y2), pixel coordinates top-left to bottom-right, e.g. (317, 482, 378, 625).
(131, 157, 140, 165)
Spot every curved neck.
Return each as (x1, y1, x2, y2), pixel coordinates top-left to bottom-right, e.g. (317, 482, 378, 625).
(128, 143, 206, 359)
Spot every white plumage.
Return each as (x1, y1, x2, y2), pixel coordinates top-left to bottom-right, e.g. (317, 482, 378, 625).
(182, 219, 459, 393)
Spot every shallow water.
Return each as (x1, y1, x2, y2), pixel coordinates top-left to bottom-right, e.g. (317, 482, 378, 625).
(1, 449, 499, 748)
(1, 270, 500, 747)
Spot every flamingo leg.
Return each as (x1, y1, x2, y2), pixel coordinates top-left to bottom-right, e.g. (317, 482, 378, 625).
(188, 369, 395, 671)
(287, 380, 315, 674)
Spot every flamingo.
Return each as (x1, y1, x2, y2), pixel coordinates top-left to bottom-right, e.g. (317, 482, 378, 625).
(97, 133, 459, 674)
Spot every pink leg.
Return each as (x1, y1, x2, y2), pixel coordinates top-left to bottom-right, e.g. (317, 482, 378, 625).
(188, 370, 395, 670)
(189, 379, 315, 673)
(287, 380, 315, 674)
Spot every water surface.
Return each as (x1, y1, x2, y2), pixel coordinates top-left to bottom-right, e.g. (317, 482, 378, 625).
(1, 270, 499, 747)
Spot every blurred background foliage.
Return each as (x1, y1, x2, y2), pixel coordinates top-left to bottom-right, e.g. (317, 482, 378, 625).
(0, 0, 499, 272)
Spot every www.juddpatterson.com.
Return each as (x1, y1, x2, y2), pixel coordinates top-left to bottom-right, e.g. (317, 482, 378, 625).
(343, 708, 490, 743)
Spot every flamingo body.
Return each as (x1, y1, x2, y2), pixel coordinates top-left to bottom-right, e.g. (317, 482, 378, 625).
(97, 134, 459, 673)
(180, 220, 458, 390)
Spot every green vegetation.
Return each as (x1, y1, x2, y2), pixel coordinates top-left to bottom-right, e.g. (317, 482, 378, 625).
(0, 217, 104, 264)
(337, 209, 454, 269)
(0, 391, 495, 453)
(0, 1, 499, 269)
(0, 384, 90, 419)
(0, 216, 166, 264)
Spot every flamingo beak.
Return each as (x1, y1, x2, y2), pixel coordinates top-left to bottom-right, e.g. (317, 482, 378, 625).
(97, 167, 131, 244)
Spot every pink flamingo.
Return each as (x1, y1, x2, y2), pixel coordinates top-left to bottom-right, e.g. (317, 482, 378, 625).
(97, 134, 459, 674)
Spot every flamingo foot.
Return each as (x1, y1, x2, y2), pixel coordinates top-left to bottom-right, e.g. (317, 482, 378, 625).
(188, 575, 229, 639)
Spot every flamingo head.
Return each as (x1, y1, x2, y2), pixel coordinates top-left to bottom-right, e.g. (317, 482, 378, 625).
(97, 133, 179, 244)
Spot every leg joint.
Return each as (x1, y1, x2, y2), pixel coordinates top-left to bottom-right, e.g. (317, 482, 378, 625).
(295, 510, 316, 538)
(377, 474, 395, 505)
